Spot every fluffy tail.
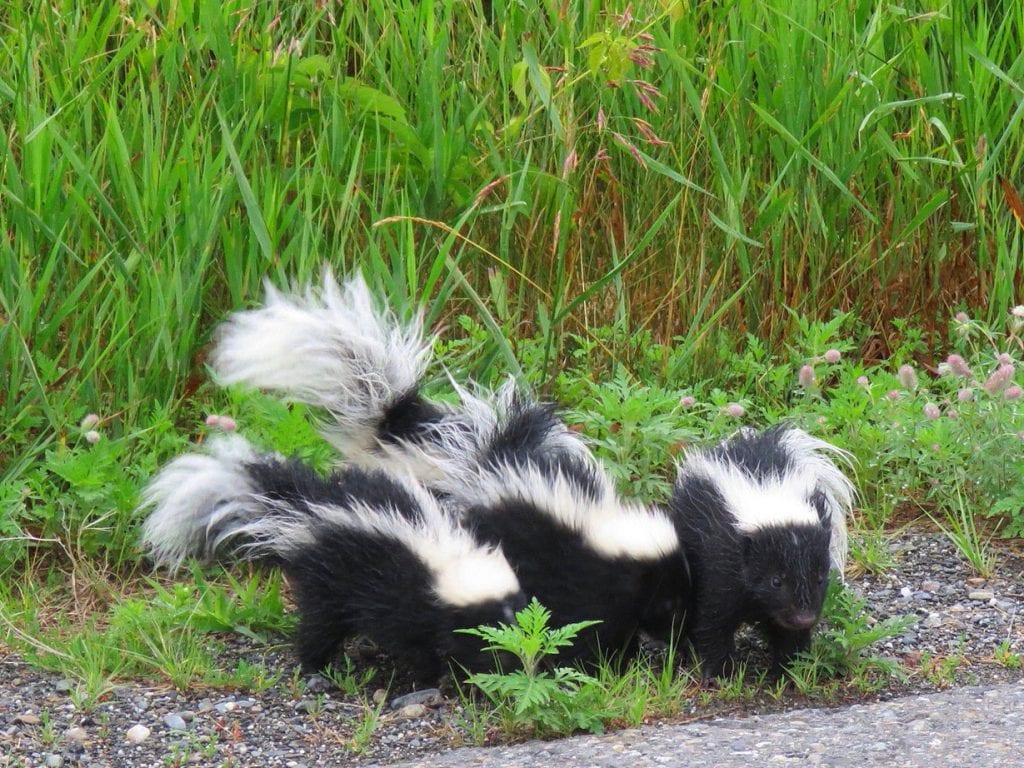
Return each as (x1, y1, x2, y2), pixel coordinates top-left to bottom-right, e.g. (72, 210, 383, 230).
(139, 436, 521, 609)
(140, 435, 271, 569)
(209, 271, 435, 469)
(438, 389, 680, 564)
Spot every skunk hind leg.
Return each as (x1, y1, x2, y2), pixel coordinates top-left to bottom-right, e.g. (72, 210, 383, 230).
(293, 611, 353, 673)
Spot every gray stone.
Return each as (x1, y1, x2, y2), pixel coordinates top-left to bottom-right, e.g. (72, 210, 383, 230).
(305, 674, 333, 693)
(390, 688, 443, 710)
(163, 714, 188, 731)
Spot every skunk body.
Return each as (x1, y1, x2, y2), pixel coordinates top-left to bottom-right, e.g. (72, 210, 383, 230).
(209, 272, 690, 661)
(141, 436, 524, 679)
(670, 425, 854, 679)
(435, 392, 690, 663)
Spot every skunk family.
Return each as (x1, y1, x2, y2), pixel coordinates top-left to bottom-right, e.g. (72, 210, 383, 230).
(140, 436, 525, 679)
(670, 425, 855, 680)
(209, 271, 690, 662)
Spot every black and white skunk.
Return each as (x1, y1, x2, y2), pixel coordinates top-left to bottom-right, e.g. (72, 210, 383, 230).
(208, 272, 690, 662)
(140, 435, 525, 679)
(669, 425, 854, 680)
(429, 388, 690, 663)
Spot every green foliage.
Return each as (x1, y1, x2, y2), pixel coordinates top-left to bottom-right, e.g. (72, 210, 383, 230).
(994, 640, 1022, 670)
(0, 570, 291, 705)
(322, 655, 379, 697)
(788, 581, 914, 693)
(567, 370, 692, 500)
(458, 598, 608, 736)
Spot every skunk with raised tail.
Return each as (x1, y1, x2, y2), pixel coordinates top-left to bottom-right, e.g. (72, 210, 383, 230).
(141, 436, 525, 679)
(208, 272, 690, 662)
(670, 425, 855, 680)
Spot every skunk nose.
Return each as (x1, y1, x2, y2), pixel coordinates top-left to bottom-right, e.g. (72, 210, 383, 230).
(791, 612, 818, 629)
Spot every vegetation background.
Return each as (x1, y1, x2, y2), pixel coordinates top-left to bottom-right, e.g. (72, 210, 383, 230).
(0, 0, 1022, 716)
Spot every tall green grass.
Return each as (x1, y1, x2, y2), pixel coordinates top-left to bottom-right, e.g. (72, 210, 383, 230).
(2, 0, 1022, 483)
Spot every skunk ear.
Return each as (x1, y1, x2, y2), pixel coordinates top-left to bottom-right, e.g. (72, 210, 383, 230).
(810, 490, 831, 527)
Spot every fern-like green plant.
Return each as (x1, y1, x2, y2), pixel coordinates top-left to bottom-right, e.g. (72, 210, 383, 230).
(457, 598, 608, 736)
(787, 581, 914, 693)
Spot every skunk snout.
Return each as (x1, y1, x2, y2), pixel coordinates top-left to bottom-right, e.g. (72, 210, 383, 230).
(787, 611, 819, 630)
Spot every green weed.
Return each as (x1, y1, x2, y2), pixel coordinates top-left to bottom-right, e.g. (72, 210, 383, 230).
(787, 581, 913, 694)
(457, 598, 608, 737)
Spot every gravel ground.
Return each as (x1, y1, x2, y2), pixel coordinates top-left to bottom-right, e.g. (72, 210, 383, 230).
(2, 532, 1022, 768)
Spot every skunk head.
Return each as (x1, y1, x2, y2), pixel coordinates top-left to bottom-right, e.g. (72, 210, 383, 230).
(680, 424, 854, 572)
(740, 516, 832, 631)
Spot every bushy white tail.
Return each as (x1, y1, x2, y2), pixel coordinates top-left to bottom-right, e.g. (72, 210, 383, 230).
(140, 435, 268, 569)
(210, 271, 432, 463)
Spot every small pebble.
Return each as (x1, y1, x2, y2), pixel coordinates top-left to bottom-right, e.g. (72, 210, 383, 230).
(126, 724, 150, 744)
(968, 590, 995, 601)
(163, 714, 188, 731)
(390, 688, 442, 710)
(395, 703, 429, 720)
(305, 674, 333, 693)
(64, 726, 88, 743)
(44, 755, 63, 768)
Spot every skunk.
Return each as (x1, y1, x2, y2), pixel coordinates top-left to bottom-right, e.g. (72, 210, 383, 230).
(209, 271, 690, 661)
(140, 436, 525, 679)
(431, 389, 690, 663)
(669, 425, 855, 680)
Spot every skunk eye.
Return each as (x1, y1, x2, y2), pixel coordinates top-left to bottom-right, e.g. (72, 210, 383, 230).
(770, 575, 783, 589)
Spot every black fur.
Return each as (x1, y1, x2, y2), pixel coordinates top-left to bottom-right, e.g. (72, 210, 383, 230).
(378, 389, 454, 447)
(670, 429, 835, 680)
(249, 458, 526, 677)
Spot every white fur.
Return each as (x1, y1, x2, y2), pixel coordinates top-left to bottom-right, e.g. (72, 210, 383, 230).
(209, 271, 432, 461)
(444, 459, 679, 562)
(245, 478, 521, 607)
(778, 428, 855, 569)
(678, 427, 855, 570)
(425, 381, 677, 562)
(416, 378, 592, 482)
(140, 435, 266, 570)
